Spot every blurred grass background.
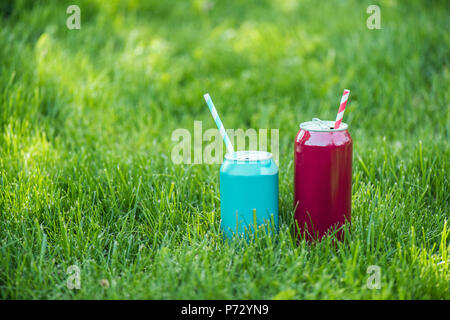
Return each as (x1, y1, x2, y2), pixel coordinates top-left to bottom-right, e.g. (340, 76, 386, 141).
(0, 0, 448, 299)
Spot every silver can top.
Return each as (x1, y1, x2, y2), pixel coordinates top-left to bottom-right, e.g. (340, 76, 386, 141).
(225, 150, 272, 161)
(300, 118, 349, 132)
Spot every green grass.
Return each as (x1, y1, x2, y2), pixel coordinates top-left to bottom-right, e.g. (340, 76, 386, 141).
(0, 0, 449, 299)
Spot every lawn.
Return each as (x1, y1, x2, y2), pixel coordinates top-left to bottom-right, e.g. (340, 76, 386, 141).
(0, 0, 449, 299)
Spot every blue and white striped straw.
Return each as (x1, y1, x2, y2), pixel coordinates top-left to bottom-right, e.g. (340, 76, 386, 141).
(203, 93, 234, 155)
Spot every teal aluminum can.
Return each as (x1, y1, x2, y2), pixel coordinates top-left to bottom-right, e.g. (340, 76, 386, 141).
(220, 151, 279, 238)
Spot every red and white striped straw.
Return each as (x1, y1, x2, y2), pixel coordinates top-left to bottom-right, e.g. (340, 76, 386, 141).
(334, 89, 350, 129)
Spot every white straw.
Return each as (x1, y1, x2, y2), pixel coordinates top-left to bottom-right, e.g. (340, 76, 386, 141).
(334, 89, 350, 129)
(203, 93, 234, 155)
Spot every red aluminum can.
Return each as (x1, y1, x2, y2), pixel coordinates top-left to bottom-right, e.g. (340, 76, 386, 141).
(294, 119, 352, 241)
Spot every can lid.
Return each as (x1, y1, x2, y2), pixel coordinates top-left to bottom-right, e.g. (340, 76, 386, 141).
(225, 150, 272, 161)
(300, 118, 348, 132)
